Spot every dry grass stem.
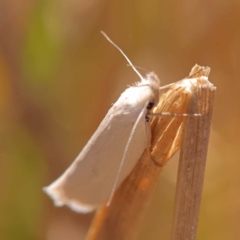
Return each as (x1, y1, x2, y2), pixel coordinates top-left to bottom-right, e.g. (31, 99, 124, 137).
(86, 65, 216, 240)
(171, 65, 216, 240)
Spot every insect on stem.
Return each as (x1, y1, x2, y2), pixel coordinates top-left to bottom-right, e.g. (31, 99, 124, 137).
(86, 64, 215, 240)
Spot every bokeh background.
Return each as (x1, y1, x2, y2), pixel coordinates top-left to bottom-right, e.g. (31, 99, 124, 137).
(1, 0, 240, 239)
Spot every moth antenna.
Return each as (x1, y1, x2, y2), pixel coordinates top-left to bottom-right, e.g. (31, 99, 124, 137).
(127, 64, 149, 73)
(106, 104, 147, 206)
(101, 31, 144, 81)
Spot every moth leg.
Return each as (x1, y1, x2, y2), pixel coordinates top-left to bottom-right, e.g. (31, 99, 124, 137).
(145, 119, 162, 168)
(149, 112, 201, 117)
(159, 83, 175, 90)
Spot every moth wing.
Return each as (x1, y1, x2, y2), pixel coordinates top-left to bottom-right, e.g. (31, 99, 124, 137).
(43, 99, 148, 213)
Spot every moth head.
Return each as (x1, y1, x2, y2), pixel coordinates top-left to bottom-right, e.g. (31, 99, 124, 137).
(138, 72, 160, 109)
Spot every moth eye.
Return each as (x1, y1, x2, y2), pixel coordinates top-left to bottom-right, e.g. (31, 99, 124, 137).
(147, 101, 155, 110)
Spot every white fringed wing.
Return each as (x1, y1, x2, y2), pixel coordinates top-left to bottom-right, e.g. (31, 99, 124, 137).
(43, 85, 156, 213)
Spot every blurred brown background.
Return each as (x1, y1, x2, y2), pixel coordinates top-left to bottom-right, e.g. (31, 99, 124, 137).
(0, 0, 240, 239)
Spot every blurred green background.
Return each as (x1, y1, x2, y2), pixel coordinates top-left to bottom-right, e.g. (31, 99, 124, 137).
(0, 0, 240, 239)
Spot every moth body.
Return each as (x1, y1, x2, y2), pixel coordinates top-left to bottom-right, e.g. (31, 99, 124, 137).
(43, 73, 160, 213)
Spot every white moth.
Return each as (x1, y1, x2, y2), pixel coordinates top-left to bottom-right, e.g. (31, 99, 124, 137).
(43, 32, 162, 213)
